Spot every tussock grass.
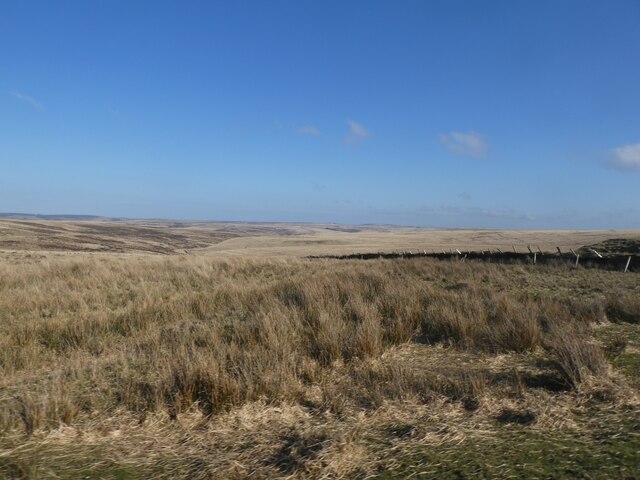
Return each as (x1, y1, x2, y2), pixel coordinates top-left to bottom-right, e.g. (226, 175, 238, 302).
(544, 324, 609, 389)
(607, 292, 640, 323)
(1, 253, 639, 478)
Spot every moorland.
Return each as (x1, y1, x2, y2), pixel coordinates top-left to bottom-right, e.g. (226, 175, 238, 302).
(1, 219, 639, 478)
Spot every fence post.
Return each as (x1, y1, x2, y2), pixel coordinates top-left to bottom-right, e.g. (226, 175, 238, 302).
(533, 252, 537, 264)
(575, 254, 580, 267)
(625, 256, 632, 273)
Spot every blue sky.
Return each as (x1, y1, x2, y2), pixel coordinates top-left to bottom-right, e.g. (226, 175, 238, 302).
(1, 1, 639, 228)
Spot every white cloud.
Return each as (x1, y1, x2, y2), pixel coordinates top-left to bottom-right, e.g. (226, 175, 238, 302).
(608, 143, 640, 170)
(10, 91, 44, 111)
(440, 130, 487, 158)
(345, 119, 370, 144)
(296, 125, 321, 136)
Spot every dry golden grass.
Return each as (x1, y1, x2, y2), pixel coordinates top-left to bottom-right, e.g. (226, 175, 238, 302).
(1, 223, 640, 478)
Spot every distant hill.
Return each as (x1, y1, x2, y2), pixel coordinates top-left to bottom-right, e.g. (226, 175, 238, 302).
(578, 238, 640, 255)
(0, 212, 119, 221)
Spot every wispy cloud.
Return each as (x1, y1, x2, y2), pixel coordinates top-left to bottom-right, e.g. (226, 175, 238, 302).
(345, 119, 370, 144)
(10, 91, 44, 111)
(311, 181, 327, 191)
(419, 204, 535, 221)
(107, 107, 122, 119)
(367, 203, 536, 222)
(440, 130, 487, 158)
(605, 143, 640, 170)
(296, 125, 321, 136)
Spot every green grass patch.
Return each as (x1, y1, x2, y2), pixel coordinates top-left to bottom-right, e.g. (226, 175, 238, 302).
(374, 410, 640, 479)
(595, 323, 640, 386)
(0, 446, 145, 480)
(613, 352, 640, 388)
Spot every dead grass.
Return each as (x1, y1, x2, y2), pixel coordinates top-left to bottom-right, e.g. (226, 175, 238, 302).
(544, 324, 609, 389)
(1, 252, 640, 478)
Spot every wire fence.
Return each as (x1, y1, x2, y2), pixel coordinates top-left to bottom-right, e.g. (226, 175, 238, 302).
(309, 249, 638, 273)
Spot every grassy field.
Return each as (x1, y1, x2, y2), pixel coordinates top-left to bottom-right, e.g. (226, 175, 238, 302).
(1, 221, 639, 478)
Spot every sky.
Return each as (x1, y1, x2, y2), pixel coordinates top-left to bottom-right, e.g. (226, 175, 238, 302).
(1, 0, 639, 228)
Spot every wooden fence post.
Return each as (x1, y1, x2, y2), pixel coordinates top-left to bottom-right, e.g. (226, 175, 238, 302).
(625, 256, 632, 273)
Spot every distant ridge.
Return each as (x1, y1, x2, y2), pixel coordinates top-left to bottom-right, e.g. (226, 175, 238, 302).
(0, 212, 120, 221)
(0, 213, 407, 228)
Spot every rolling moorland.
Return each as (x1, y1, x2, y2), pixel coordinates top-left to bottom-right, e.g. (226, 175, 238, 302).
(1, 219, 640, 478)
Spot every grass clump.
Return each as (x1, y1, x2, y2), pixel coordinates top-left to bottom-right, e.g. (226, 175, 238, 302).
(544, 325, 609, 389)
(606, 292, 640, 324)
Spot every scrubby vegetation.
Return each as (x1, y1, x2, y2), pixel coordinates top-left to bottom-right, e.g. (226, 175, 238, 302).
(1, 253, 639, 478)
